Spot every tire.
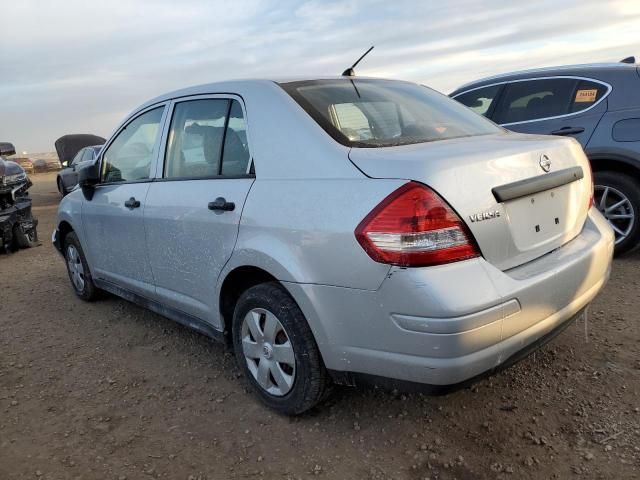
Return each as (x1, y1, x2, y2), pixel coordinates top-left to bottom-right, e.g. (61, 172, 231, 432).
(64, 231, 99, 301)
(12, 224, 38, 249)
(232, 282, 331, 415)
(594, 171, 640, 255)
(57, 178, 67, 197)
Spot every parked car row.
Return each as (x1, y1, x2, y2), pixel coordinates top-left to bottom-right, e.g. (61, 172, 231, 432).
(53, 61, 616, 413)
(451, 58, 640, 254)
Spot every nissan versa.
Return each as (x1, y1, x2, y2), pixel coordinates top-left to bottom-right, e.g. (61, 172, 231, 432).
(53, 77, 614, 414)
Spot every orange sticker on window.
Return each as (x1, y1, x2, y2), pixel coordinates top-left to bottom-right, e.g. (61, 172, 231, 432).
(575, 89, 598, 103)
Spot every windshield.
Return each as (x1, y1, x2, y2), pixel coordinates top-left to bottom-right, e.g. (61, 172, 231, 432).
(280, 79, 501, 148)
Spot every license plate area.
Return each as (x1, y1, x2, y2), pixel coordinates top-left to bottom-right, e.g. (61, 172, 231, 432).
(503, 184, 579, 251)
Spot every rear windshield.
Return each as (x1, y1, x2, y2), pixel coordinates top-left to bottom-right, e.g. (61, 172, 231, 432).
(280, 79, 501, 147)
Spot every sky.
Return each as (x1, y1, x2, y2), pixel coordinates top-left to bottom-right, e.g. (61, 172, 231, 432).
(1, 0, 639, 153)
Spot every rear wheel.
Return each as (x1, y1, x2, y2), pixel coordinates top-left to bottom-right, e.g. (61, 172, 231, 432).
(232, 282, 330, 415)
(594, 171, 640, 255)
(64, 232, 99, 301)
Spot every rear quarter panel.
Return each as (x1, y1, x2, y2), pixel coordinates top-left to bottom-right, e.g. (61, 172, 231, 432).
(225, 178, 408, 291)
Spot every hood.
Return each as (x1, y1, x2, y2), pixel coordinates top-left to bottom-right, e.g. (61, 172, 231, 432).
(54, 134, 106, 163)
(0, 157, 26, 177)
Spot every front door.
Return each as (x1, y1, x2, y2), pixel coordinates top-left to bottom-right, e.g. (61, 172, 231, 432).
(82, 105, 167, 298)
(144, 96, 254, 326)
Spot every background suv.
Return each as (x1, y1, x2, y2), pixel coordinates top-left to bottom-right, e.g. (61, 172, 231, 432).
(451, 59, 640, 254)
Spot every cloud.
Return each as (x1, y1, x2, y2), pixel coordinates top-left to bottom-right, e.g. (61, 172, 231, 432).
(1, 0, 639, 152)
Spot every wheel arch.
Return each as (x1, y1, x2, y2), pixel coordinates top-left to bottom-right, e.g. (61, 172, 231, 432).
(218, 265, 280, 338)
(216, 254, 330, 357)
(587, 150, 640, 183)
(57, 220, 75, 248)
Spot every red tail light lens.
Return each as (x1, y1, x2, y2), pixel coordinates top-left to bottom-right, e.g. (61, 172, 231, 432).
(586, 161, 594, 209)
(355, 182, 480, 267)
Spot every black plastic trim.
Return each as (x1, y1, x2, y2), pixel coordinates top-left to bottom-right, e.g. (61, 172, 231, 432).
(492, 166, 584, 203)
(94, 279, 226, 343)
(152, 174, 255, 182)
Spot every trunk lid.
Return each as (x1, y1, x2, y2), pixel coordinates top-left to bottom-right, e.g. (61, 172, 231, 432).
(349, 132, 592, 270)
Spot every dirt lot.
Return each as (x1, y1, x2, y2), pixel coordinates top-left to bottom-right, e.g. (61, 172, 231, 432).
(1, 172, 638, 479)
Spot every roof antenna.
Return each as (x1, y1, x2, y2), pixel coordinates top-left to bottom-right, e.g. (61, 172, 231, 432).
(620, 56, 635, 64)
(342, 46, 374, 77)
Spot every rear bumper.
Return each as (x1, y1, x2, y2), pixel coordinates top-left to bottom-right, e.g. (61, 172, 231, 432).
(285, 209, 614, 386)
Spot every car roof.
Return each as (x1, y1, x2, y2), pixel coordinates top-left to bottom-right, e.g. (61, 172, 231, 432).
(453, 62, 638, 94)
(135, 76, 409, 113)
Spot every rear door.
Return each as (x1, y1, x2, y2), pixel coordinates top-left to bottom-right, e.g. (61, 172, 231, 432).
(491, 77, 608, 147)
(81, 105, 167, 297)
(144, 95, 254, 326)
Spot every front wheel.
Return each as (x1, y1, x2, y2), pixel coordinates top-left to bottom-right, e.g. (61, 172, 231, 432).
(232, 282, 331, 415)
(64, 232, 99, 301)
(593, 171, 640, 255)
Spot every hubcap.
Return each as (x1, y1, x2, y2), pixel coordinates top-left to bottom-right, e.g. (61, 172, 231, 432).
(66, 245, 85, 292)
(241, 308, 295, 396)
(594, 184, 635, 245)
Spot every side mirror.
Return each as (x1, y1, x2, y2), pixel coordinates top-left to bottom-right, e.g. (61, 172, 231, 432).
(0, 142, 16, 156)
(78, 162, 100, 200)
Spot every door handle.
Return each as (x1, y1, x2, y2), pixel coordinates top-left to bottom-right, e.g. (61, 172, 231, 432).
(208, 197, 235, 212)
(124, 197, 141, 209)
(550, 126, 585, 136)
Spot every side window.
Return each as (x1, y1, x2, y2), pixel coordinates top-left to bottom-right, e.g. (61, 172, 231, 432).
(221, 100, 251, 176)
(570, 80, 607, 113)
(81, 148, 94, 162)
(102, 107, 164, 183)
(455, 85, 501, 117)
(70, 149, 84, 166)
(494, 79, 578, 124)
(165, 98, 251, 179)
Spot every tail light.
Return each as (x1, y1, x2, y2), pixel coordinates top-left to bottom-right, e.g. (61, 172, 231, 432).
(586, 161, 594, 209)
(355, 182, 480, 267)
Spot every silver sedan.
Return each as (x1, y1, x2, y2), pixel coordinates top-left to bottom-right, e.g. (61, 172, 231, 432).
(53, 77, 614, 414)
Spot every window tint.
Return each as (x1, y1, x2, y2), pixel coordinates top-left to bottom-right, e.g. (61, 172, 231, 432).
(494, 79, 578, 124)
(165, 99, 250, 179)
(281, 79, 500, 148)
(570, 80, 607, 113)
(221, 100, 250, 176)
(455, 85, 501, 117)
(102, 107, 164, 183)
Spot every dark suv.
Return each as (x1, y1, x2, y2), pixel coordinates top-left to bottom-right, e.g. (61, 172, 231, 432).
(451, 59, 640, 254)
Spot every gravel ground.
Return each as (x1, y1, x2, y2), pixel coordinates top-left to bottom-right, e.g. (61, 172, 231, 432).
(1, 172, 638, 479)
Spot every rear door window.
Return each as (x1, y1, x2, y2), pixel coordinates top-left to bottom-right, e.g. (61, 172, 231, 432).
(454, 85, 502, 117)
(494, 78, 578, 124)
(165, 98, 251, 179)
(569, 79, 607, 113)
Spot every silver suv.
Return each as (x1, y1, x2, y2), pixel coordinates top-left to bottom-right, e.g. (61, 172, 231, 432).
(54, 78, 614, 414)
